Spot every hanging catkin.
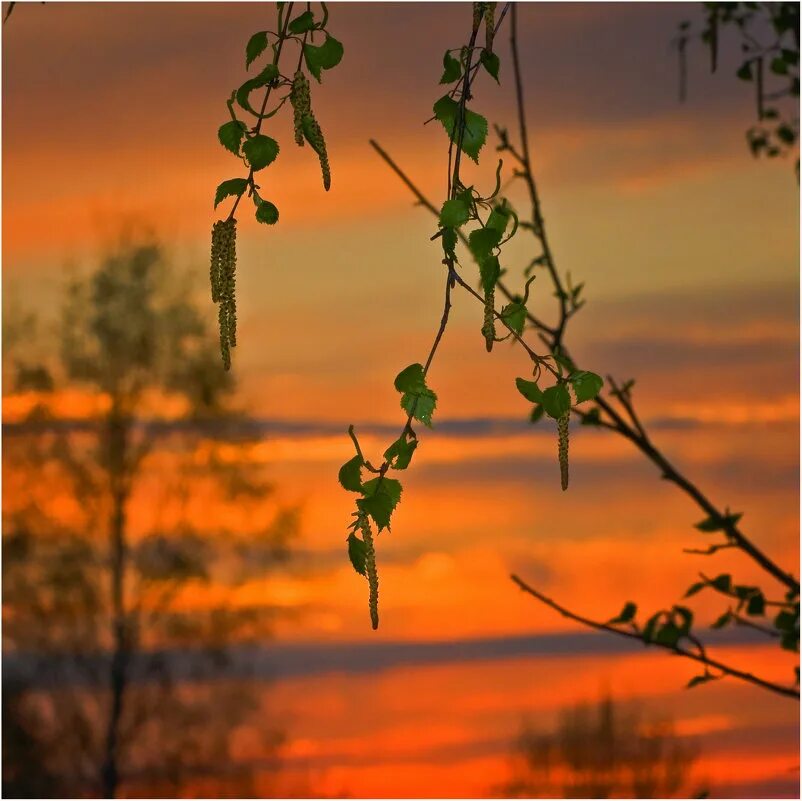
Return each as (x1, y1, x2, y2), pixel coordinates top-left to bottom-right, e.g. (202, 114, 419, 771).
(290, 69, 331, 190)
(484, 2, 496, 53)
(482, 286, 495, 352)
(472, 2, 483, 33)
(557, 410, 570, 491)
(210, 218, 237, 370)
(290, 70, 311, 146)
(359, 513, 379, 629)
(301, 113, 331, 191)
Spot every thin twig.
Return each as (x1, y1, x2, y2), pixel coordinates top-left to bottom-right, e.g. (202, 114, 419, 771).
(226, 3, 294, 222)
(368, 139, 554, 334)
(369, 137, 799, 597)
(509, 4, 568, 347)
(371, 4, 798, 678)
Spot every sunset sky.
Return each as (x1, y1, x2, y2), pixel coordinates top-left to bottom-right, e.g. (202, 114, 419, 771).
(3, 1, 800, 797)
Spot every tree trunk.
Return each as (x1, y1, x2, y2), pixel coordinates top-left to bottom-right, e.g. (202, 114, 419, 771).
(100, 408, 130, 799)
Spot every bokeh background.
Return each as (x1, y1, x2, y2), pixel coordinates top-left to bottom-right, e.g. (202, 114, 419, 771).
(3, 2, 799, 798)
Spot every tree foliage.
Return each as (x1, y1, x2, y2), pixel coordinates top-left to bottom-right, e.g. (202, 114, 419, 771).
(500, 696, 703, 799)
(3, 237, 297, 796)
(677, 2, 800, 170)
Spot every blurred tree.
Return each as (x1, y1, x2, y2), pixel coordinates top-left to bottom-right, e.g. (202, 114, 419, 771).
(2, 236, 298, 797)
(677, 1, 799, 171)
(500, 696, 703, 799)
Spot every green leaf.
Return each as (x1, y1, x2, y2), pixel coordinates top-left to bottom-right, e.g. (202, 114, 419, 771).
(384, 435, 418, 470)
(777, 124, 796, 145)
(359, 477, 402, 530)
(780, 630, 798, 652)
(339, 455, 363, 492)
(236, 63, 279, 115)
(553, 348, 576, 373)
(733, 584, 757, 601)
(686, 673, 715, 689)
(654, 621, 681, 647)
(480, 48, 500, 82)
(214, 178, 248, 209)
(440, 51, 462, 84)
(684, 581, 706, 598)
(243, 134, 280, 171)
(542, 384, 571, 419)
(775, 609, 798, 631)
(358, 494, 393, 531)
(515, 378, 543, 403)
(746, 593, 765, 616)
(580, 407, 601, 426)
(433, 95, 488, 163)
(401, 387, 437, 427)
(246, 31, 269, 68)
(486, 203, 510, 235)
(440, 197, 471, 228)
(569, 371, 603, 403)
(442, 228, 457, 259)
(736, 61, 752, 81)
(530, 404, 545, 424)
(711, 611, 731, 629)
(771, 56, 788, 75)
(218, 120, 247, 155)
(255, 199, 279, 225)
(468, 226, 501, 260)
(515, 377, 543, 404)
(673, 605, 693, 634)
(395, 364, 437, 427)
(347, 532, 367, 576)
(457, 186, 474, 206)
(709, 574, 732, 593)
(609, 601, 637, 624)
(500, 302, 526, 336)
(695, 512, 742, 533)
(303, 34, 344, 82)
(642, 612, 661, 643)
(394, 363, 426, 394)
(479, 256, 500, 296)
(288, 10, 315, 34)
(362, 476, 402, 505)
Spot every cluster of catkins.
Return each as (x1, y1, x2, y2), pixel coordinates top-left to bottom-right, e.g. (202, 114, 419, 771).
(290, 71, 331, 191)
(210, 219, 237, 370)
(473, 1, 496, 50)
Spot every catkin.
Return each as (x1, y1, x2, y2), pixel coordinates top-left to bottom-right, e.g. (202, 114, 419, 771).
(289, 69, 331, 191)
(557, 410, 570, 491)
(359, 513, 379, 630)
(301, 113, 331, 191)
(472, 2, 484, 33)
(484, 2, 496, 53)
(482, 287, 495, 352)
(290, 70, 311, 146)
(210, 218, 237, 370)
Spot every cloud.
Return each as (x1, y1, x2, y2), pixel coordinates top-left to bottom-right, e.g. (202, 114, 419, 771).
(5, 626, 767, 686)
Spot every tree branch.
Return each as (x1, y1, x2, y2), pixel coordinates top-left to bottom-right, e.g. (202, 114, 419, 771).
(511, 574, 799, 700)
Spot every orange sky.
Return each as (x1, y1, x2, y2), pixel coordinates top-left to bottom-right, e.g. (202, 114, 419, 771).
(3, 1, 800, 797)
